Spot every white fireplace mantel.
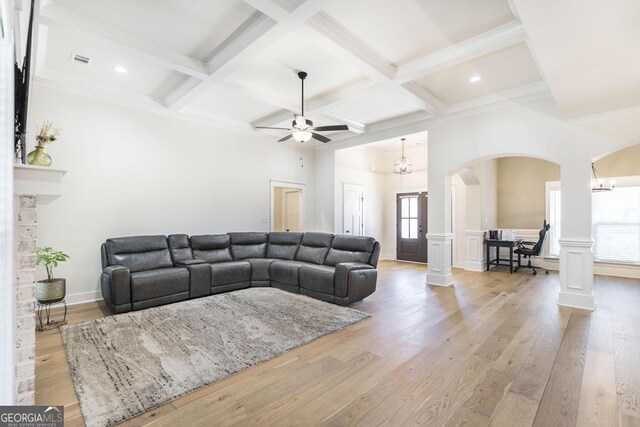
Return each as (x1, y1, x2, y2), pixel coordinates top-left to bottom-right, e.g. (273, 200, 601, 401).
(13, 164, 67, 201)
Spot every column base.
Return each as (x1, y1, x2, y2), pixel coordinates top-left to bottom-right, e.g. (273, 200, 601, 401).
(426, 233, 454, 287)
(558, 291, 595, 311)
(559, 237, 594, 311)
(426, 271, 454, 287)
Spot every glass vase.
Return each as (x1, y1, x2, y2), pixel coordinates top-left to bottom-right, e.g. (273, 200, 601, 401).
(26, 145, 52, 167)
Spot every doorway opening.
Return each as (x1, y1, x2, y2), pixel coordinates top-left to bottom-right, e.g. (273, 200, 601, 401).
(270, 181, 305, 232)
(396, 192, 428, 263)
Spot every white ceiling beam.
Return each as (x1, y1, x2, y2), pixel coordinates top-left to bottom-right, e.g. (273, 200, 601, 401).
(308, 12, 396, 81)
(308, 12, 442, 115)
(395, 20, 526, 84)
(242, 0, 290, 22)
(401, 82, 446, 115)
(320, 112, 367, 134)
(35, 69, 255, 135)
(224, 78, 299, 112)
(257, 19, 526, 128)
(443, 81, 550, 115)
(251, 77, 376, 128)
(38, 3, 209, 80)
(165, 0, 333, 111)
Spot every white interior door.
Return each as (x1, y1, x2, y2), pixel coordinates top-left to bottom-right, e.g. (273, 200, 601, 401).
(343, 184, 364, 236)
(284, 190, 301, 231)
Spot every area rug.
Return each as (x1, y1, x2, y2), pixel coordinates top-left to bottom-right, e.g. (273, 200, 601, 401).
(61, 288, 369, 427)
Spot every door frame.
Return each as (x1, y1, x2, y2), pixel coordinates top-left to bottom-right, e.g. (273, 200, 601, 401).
(392, 187, 428, 259)
(270, 180, 305, 232)
(342, 183, 365, 235)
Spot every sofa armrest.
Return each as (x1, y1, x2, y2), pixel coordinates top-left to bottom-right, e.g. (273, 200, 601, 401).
(175, 259, 206, 266)
(176, 261, 210, 298)
(334, 262, 374, 298)
(101, 265, 131, 312)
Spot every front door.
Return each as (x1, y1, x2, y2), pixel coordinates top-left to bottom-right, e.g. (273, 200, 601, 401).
(396, 192, 428, 263)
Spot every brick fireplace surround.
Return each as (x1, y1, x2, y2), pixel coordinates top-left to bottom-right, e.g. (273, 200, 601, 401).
(12, 165, 66, 404)
(13, 194, 37, 404)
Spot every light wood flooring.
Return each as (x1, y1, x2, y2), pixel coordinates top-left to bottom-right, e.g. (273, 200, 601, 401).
(36, 260, 640, 426)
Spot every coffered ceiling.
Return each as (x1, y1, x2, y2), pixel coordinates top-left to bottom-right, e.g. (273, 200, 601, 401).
(32, 0, 555, 145)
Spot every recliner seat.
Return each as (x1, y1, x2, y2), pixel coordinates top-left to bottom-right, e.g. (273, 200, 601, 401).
(101, 231, 380, 313)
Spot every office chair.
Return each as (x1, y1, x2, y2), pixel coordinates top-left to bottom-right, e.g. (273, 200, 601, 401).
(514, 220, 551, 275)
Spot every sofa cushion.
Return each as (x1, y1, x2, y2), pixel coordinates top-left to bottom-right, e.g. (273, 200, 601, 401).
(130, 267, 189, 302)
(246, 258, 276, 282)
(107, 235, 173, 273)
(299, 264, 336, 295)
(167, 234, 193, 262)
(191, 234, 233, 263)
(229, 232, 268, 260)
(267, 232, 303, 260)
(295, 232, 334, 265)
(324, 235, 376, 266)
(210, 261, 251, 287)
(269, 260, 306, 286)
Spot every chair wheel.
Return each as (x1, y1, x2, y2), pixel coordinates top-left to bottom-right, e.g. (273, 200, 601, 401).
(533, 270, 537, 276)
(545, 270, 549, 274)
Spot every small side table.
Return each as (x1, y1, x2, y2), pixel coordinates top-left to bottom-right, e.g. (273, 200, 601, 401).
(36, 299, 68, 331)
(484, 239, 522, 273)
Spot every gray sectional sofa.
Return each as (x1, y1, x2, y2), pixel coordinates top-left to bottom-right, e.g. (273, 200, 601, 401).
(100, 232, 380, 313)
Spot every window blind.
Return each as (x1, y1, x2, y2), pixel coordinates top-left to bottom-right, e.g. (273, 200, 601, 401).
(592, 187, 640, 263)
(548, 186, 640, 263)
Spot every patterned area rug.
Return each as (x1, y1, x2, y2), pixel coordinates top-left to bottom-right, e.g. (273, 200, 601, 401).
(61, 288, 370, 427)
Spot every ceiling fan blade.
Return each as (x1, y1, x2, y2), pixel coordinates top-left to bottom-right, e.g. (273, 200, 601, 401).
(311, 132, 331, 143)
(255, 126, 290, 130)
(277, 134, 293, 142)
(311, 125, 349, 132)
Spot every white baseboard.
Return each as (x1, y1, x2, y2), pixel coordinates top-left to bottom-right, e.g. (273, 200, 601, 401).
(558, 291, 595, 311)
(65, 290, 102, 306)
(463, 260, 485, 272)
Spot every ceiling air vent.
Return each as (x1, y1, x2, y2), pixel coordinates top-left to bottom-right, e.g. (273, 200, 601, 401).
(71, 53, 90, 65)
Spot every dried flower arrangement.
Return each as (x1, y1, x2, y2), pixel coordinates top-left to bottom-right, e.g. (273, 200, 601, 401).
(36, 121, 61, 146)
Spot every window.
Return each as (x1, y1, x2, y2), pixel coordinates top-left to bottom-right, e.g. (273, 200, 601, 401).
(592, 187, 640, 263)
(547, 182, 640, 264)
(400, 195, 419, 239)
(548, 189, 561, 258)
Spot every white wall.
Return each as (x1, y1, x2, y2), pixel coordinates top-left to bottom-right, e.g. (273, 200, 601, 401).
(334, 145, 384, 244)
(379, 148, 428, 259)
(470, 159, 498, 230)
(29, 87, 316, 304)
(333, 144, 428, 260)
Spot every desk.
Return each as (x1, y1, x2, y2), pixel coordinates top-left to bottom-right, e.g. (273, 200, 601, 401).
(485, 239, 522, 273)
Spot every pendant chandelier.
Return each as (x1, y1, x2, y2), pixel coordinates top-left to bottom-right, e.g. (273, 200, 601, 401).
(394, 138, 412, 175)
(591, 163, 614, 192)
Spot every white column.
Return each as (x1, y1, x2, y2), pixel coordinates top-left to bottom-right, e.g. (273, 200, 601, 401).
(558, 159, 594, 310)
(426, 172, 453, 286)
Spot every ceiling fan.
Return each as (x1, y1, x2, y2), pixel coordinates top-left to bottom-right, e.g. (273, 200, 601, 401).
(255, 71, 349, 143)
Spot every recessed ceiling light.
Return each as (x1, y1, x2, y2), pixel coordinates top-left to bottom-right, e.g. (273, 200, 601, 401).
(469, 74, 482, 83)
(115, 66, 128, 74)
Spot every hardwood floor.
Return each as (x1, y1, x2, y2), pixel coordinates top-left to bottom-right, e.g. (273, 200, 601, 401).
(35, 261, 640, 426)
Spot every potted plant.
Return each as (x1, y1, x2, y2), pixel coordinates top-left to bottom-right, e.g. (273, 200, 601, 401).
(35, 247, 70, 303)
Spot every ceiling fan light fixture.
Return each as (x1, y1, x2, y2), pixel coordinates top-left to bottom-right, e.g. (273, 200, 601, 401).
(293, 130, 312, 143)
(394, 138, 412, 175)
